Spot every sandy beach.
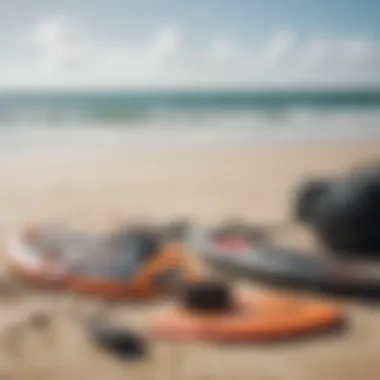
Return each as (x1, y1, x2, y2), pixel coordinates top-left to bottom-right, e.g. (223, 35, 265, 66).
(0, 140, 380, 380)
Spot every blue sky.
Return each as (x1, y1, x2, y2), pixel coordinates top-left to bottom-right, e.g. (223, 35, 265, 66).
(1, 0, 379, 89)
(3, 0, 380, 39)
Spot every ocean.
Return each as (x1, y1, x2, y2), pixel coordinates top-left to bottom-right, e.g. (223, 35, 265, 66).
(0, 90, 379, 155)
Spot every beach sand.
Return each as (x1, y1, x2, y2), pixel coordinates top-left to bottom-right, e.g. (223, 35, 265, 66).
(0, 141, 379, 380)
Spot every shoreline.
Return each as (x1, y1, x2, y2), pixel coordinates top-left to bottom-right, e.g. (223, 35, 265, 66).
(0, 138, 379, 165)
(1, 132, 380, 162)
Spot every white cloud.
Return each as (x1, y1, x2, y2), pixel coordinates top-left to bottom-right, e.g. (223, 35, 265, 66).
(149, 26, 181, 64)
(342, 40, 374, 60)
(300, 41, 331, 67)
(32, 14, 87, 48)
(261, 30, 295, 65)
(210, 37, 236, 62)
(0, 14, 379, 89)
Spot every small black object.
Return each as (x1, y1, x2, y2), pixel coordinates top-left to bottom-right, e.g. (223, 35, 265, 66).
(312, 165, 380, 258)
(181, 280, 232, 313)
(293, 178, 331, 224)
(88, 322, 148, 361)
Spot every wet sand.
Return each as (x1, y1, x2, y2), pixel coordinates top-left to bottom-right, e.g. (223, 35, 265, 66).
(0, 141, 379, 380)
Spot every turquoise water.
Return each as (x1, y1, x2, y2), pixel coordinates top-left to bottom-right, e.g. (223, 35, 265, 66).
(0, 90, 379, 154)
(1, 90, 380, 125)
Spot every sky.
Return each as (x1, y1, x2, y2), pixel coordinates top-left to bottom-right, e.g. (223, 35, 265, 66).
(0, 0, 379, 90)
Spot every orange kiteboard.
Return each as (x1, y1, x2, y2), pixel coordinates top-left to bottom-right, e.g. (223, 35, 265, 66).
(150, 285, 345, 342)
(8, 224, 205, 301)
(66, 242, 205, 300)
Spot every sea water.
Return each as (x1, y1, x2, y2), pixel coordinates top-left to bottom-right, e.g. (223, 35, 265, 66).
(0, 89, 379, 155)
